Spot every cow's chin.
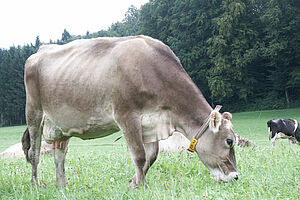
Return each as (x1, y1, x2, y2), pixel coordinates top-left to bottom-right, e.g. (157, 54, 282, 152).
(209, 168, 238, 182)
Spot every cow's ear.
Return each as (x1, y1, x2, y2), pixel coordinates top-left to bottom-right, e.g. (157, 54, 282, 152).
(222, 112, 232, 121)
(209, 111, 222, 133)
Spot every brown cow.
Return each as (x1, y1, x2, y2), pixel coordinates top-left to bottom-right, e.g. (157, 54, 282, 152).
(22, 35, 238, 188)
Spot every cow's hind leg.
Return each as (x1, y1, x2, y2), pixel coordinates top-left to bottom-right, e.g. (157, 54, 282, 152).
(24, 58, 44, 185)
(26, 108, 43, 185)
(53, 140, 69, 187)
(116, 113, 146, 189)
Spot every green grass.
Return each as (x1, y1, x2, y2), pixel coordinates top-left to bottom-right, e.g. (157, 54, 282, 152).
(0, 108, 299, 199)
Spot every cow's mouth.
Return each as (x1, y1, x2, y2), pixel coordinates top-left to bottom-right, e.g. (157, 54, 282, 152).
(210, 168, 239, 182)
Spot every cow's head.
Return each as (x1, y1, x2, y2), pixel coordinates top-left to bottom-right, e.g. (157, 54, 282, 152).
(195, 111, 238, 182)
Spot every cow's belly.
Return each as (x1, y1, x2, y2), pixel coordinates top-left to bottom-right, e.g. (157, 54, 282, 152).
(276, 132, 290, 139)
(62, 123, 120, 139)
(43, 119, 120, 142)
(43, 107, 120, 142)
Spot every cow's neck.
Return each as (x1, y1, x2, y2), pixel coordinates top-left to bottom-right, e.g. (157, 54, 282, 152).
(172, 89, 212, 141)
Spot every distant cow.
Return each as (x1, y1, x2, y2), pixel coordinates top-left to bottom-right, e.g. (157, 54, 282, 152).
(22, 35, 238, 188)
(235, 133, 256, 147)
(267, 119, 300, 146)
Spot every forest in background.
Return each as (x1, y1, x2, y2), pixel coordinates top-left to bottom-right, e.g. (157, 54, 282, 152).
(0, 0, 299, 126)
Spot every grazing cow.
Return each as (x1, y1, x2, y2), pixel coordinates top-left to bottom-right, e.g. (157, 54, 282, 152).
(267, 119, 300, 146)
(22, 35, 238, 188)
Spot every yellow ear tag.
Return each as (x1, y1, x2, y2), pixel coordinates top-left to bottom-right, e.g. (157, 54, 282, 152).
(187, 138, 198, 152)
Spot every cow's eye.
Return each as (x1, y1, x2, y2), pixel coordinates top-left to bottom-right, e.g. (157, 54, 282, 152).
(226, 139, 234, 148)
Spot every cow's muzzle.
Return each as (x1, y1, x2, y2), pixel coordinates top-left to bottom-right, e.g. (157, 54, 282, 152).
(210, 169, 239, 182)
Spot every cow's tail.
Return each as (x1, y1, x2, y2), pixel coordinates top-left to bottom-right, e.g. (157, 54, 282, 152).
(21, 127, 30, 162)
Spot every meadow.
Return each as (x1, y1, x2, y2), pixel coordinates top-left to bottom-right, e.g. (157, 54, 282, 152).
(0, 108, 299, 199)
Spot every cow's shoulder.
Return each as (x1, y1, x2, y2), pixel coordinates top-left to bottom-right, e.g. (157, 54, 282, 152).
(267, 119, 280, 126)
(272, 119, 283, 124)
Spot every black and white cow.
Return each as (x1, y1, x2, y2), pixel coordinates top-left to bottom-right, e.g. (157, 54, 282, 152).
(267, 119, 300, 146)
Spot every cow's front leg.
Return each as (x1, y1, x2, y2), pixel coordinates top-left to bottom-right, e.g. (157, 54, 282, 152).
(270, 134, 277, 147)
(143, 142, 159, 175)
(53, 139, 69, 187)
(116, 112, 146, 189)
(130, 141, 159, 186)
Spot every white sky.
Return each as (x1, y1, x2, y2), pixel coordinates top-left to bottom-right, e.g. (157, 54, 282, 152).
(0, 0, 149, 49)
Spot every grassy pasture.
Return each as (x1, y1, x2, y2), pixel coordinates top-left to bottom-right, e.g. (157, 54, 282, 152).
(0, 108, 299, 199)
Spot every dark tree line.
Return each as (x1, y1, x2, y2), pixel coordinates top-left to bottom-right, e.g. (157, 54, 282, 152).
(138, 0, 300, 111)
(0, 0, 299, 126)
(0, 43, 38, 126)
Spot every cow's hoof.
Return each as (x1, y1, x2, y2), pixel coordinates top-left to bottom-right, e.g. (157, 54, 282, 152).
(56, 183, 68, 188)
(128, 176, 140, 190)
(128, 182, 147, 190)
(31, 178, 40, 186)
(128, 181, 137, 190)
(129, 175, 136, 183)
(128, 176, 147, 190)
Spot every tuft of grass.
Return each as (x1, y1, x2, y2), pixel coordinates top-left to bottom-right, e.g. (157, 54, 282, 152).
(0, 108, 299, 199)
